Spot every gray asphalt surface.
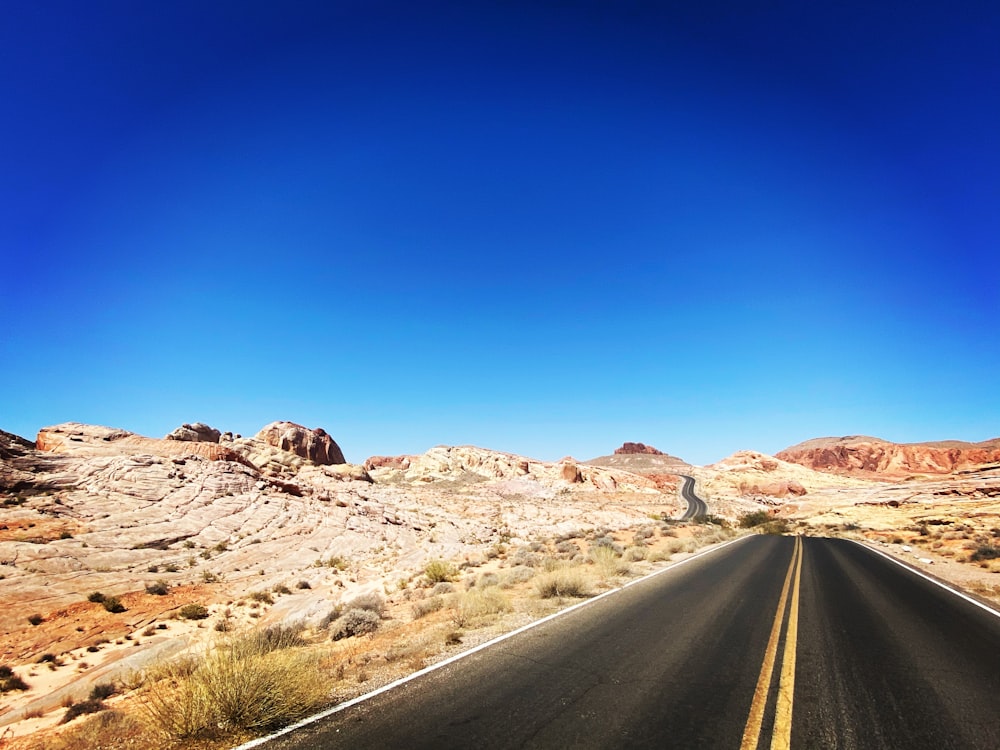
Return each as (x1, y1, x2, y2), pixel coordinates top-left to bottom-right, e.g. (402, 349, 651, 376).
(256, 536, 1000, 750)
(678, 474, 708, 520)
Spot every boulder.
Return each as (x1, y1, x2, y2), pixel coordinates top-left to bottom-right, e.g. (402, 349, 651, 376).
(165, 422, 221, 443)
(255, 421, 346, 465)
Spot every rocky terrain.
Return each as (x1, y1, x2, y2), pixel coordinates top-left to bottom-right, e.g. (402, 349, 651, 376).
(777, 435, 1000, 478)
(1, 424, 998, 748)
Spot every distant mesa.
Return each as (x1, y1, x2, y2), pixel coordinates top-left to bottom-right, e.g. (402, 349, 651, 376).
(615, 442, 665, 456)
(254, 421, 346, 466)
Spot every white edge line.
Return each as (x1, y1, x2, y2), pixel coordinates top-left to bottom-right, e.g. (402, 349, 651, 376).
(850, 539, 1000, 620)
(233, 533, 751, 749)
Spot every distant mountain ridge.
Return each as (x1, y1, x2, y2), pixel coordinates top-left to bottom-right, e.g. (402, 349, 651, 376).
(777, 435, 1000, 477)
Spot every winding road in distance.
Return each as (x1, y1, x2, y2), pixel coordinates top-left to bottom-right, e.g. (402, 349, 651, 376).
(251, 536, 1000, 750)
(678, 474, 708, 520)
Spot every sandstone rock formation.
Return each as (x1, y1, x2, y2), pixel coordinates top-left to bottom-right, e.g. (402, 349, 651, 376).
(700, 450, 873, 500)
(254, 421, 346, 465)
(165, 422, 221, 443)
(363, 445, 657, 492)
(37, 423, 255, 469)
(615, 442, 665, 455)
(776, 436, 1000, 477)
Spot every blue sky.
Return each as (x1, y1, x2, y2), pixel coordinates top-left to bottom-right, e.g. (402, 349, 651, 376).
(2, 1, 997, 465)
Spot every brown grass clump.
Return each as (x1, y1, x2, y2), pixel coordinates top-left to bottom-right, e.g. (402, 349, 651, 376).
(589, 546, 630, 579)
(533, 566, 594, 599)
(450, 587, 511, 627)
(139, 629, 330, 740)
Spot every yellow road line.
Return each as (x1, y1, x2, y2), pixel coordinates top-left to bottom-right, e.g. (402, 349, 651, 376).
(770, 536, 803, 750)
(740, 536, 800, 750)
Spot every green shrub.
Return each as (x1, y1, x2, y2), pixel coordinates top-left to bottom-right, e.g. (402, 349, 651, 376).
(178, 604, 209, 621)
(102, 597, 126, 613)
(451, 587, 510, 627)
(424, 559, 458, 583)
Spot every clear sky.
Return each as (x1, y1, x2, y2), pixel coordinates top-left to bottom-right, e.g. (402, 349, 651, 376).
(2, 1, 997, 465)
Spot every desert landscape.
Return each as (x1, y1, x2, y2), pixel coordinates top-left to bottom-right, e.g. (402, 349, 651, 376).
(0, 422, 998, 748)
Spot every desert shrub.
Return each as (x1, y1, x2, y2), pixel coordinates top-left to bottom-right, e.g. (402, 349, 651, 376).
(89, 682, 117, 700)
(147, 564, 160, 573)
(140, 633, 328, 738)
(633, 527, 655, 542)
(411, 596, 444, 620)
(145, 580, 170, 596)
(329, 609, 380, 640)
(510, 548, 542, 567)
(295, 580, 311, 589)
(0, 666, 29, 693)
(46, 710, 148, 750)
(589, 535, 624, 555)
(624, 545, 647, 561)
(346, 592, 384, 616)
(424, 559, 458, 583)
(102, 596, 126, 613)
(970, 544, 1000, 562)
(87, 591, 106, 603)
(739, 511, 772, 528)
(590, 546, 630, 578)
(555, 540, 579, 555)
(430, 581, 455, 595)
(28, 613, 44, 626)
(273, 584, 292, 595)
(179, 604, 209, 620)
(317, 605, 343, 630)
(450, 587, 511, 627)
(248, 623, 307, 654)
(249, 590, 274, 605)
(475, 572, 500, 589)
(500, 565, 535, 587)
(61, 699, 107, 724)
(758, 519, 790, 535)
(534, 567, 594, 599)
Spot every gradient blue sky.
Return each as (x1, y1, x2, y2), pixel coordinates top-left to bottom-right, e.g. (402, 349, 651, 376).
(2, 1, 997, 465)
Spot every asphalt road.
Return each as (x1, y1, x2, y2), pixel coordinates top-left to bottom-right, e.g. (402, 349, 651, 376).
(678, 474, 708, 520)
(254, 536, 1000, 750)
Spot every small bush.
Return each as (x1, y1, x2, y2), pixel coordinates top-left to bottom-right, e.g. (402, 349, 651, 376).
(28, 613, 44, 626)
(102, 597, 126, 613)
(178, 604, 209, 620)
(61, 700, 107, 724)
(451, 587, 511, 627)
(739, 511, 772, 528)
(590, 546, 629, 578)
(273, 584, 292, 595)
(0, 666, 29, 693)
(500, 565, 536, 588)
(89, 682, 117, 700)
(145, 580, 170, 596)
(249, 590, 274, 605)
(346, 592, 384, 616)
(970, 544, 1000, 562)
(430, 582, 455, 596)
(248, 623, 307, 653)
(424, 559, 458, 583)
(589, 536, 624, 555)
(88, 592, 106, 603)
(295, 580, 311, 590)
(411, 596, 444, 620)
(329, 608, 380, 640)
(534, 567, 594, 598)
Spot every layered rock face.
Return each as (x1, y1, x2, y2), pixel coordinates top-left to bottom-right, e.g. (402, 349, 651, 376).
(615, 442, 665, 455)
(776, 436, 1000, 477)
(254, 422, 346, 465)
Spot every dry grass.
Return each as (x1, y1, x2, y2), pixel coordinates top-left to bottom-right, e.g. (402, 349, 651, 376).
(589, 546, 630, 579)
(449, 587, 511, 627)
(533, 565, 595, 598)
(139, 630, 331, 740)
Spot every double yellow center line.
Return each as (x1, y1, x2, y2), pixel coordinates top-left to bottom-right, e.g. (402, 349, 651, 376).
(741, 536, 804, 750)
